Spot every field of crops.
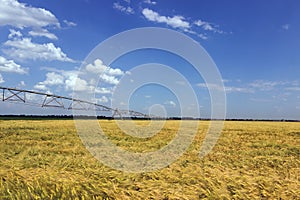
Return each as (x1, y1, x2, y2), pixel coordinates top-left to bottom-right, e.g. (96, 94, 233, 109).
(0, 119, 299, 199)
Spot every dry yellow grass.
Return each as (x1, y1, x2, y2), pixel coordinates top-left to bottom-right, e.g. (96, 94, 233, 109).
(0, 119, 299, 199)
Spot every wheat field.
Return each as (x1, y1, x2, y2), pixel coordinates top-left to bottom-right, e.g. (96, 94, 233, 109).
(0, 119, 299, 199)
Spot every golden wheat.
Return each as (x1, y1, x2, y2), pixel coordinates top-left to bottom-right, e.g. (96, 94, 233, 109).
(0, 120, 299, 199)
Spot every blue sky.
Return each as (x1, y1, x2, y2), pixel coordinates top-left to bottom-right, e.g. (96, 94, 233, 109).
(0, 0, 299, 119)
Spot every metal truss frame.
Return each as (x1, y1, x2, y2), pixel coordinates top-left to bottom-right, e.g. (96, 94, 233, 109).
(0, 86, 150, 118)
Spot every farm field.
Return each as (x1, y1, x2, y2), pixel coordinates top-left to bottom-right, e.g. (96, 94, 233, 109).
(0, 119, 299, 199)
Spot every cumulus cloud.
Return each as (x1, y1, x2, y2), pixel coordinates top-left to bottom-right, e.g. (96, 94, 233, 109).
(113, 2, 134, 14)
(142, 8, 190, 29)
(0, 55, 28, 74)
(29, 28, 58, 40)
(34, 59, 124, 94)
(85, 59, 124, 85)
(65, 75, 90, 92)
(3, 37, 74, 62)
(0, 1, 75, 65)
(34, 70, 91, 92)
(99, 74, 120, 85)
(85, 59, 124, 76)
(0, 0, 60, 28)
(34, 72, 64, 90)
(41, 72, 64, 85)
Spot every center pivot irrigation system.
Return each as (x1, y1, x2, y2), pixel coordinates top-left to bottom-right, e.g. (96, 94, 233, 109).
(0, 86, 151, 118)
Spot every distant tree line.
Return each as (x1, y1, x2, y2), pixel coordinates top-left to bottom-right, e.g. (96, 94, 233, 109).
(0, 115, 299, 122)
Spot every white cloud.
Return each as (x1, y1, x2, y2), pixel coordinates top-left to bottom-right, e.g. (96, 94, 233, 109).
(3, 37, 74, 62)
(143, 0, 157, 5)
(198, 79, 300, 94)
(225, 86, 254, 93)
(100, 73, 120, 85)
(8, 29, 22, 39)
(183, 28, 196, 35)
(95, 87, 112, 94)
(34, 72, 65, 90)
(65, 76, 90, 92)
(34, 83, 48, 90)
(85, 59, 124, 76)
(141, 8, 224, 39)
(197, 83, 253, 93)
(142, 8, 190, 29)
(196, 79, 298, 95)
(222, 79, 230, 83)
(85, 59, 124, 85)
(282, 24, 290, 30)
(42, 72, 64, 85)
(85, 59, 107, 74)
(63, 20, 77, 27)
(164, 100, 176, 107)
(98, 96, 109, 103)
(197, 33, 208, 40)
(34, 69, 90, 92)
(34, 69, 83, 92)
(108, 68, 124, 76)
(113, 2, 134, 14)
(0, 0, 60, 28)
(18, 81, 25, 87)
(0, 73, 4, 83)
(203, 24, 214, 31)
(195, 20, 214, 31)
(183, 28, 209, 39)
(194, 20, 206, 27)
(39, 69, 91, 92)
(35, 62, 123, 93)
(29, 28, 58, 40)
(183, 27, 208, 39)
(249, 80, 286, 91)
(145, 95, 151, 98)
(0, 55, 28, 74)
(194, 20, 223, 33)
